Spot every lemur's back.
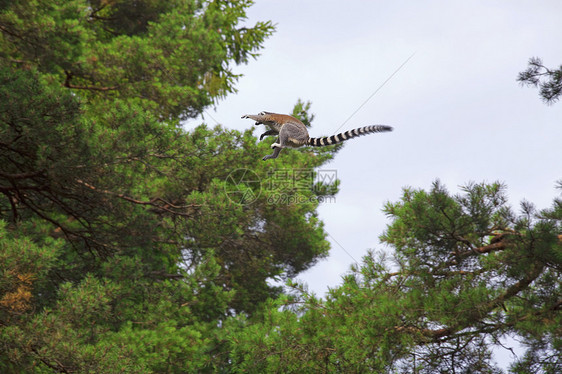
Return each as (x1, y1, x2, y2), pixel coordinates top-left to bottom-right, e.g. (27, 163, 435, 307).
(244, 111, 307, 133)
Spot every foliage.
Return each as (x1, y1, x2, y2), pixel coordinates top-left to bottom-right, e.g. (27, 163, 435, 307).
(518, 57, 562, 104)
(0, 1, 341, 372)
(227, 181, 561, 373)
(0, 0, 274, 119)
(1, 1, 560, 373)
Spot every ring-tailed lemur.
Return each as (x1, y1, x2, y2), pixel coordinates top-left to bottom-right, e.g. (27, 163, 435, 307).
(241, 111, 393, 160)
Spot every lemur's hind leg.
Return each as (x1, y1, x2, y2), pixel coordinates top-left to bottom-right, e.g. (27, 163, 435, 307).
(263, 145, 282, 161)
(259, 129, 277, 141)
(276, 123, 307, 147)
(263, 134, 286, 160)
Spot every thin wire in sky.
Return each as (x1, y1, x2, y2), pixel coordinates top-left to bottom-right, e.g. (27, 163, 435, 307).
(332, 52, 416, 134)
(203, 110, 220, 126)
(327, 231, 359, 264)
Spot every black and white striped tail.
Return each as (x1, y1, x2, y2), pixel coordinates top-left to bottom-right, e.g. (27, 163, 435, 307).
(307, 125, 393, 147)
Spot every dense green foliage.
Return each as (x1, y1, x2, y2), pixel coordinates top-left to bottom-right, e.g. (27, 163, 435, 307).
(0, 1, 335, 371)
(1, 1, 560, 373)
(229, 182, 561, 373)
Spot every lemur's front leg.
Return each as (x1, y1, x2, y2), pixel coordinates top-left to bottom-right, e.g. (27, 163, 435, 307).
(260, 129, 277, 141)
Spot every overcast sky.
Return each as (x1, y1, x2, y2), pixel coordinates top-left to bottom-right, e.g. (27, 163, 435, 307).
(186, 1, 561, 357)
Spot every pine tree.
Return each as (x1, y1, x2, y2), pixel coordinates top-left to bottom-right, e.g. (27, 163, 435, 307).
(0, 1, 340, 371)
(227, 181, 561, 373)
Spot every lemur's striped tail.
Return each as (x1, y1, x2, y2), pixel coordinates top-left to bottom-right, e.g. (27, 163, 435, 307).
(307, 125, 393, 147)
